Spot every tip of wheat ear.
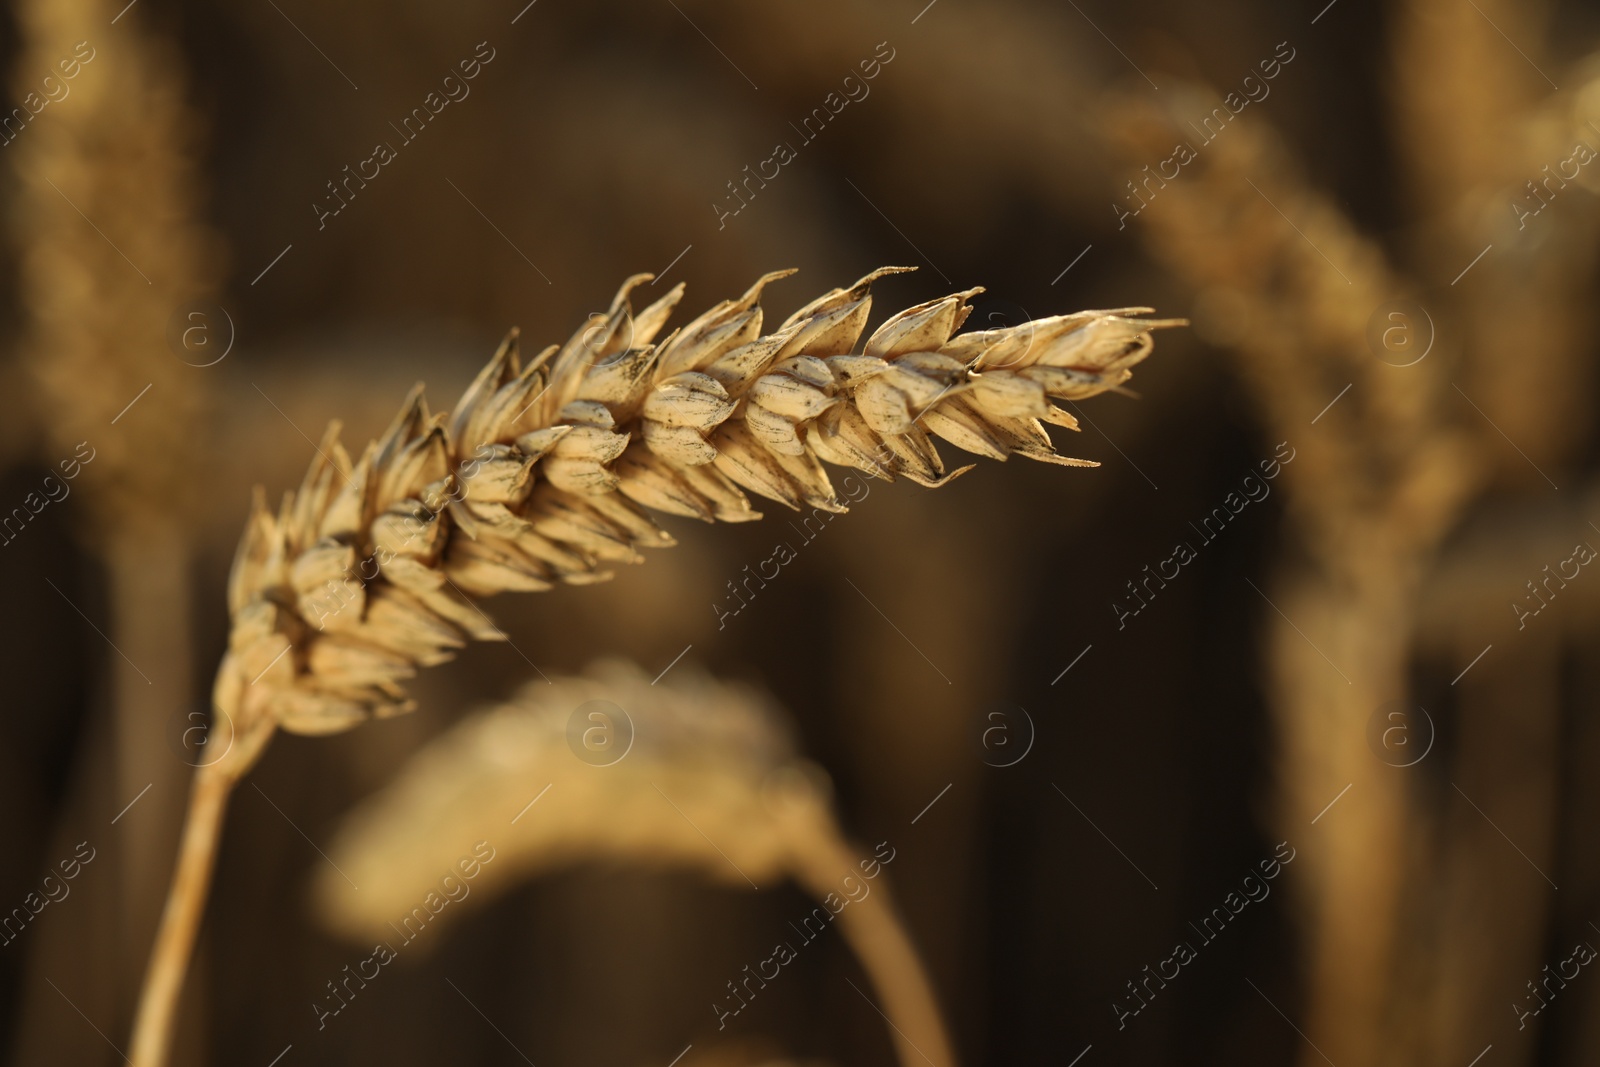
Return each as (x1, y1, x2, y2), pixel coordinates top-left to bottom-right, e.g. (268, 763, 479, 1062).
(216, 267, 1181, 736)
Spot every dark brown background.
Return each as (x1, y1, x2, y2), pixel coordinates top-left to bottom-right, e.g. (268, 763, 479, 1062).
(3, 0, 1599, 1064)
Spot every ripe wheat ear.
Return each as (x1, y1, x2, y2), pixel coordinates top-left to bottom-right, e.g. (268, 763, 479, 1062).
(130, 266, 1179, 1067)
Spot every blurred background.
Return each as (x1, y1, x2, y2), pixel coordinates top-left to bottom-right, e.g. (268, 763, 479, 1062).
(3, 0, 1600, 1064)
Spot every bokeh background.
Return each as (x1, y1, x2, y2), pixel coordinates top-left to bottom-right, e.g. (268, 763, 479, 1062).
(3, 0, 1600, 1064)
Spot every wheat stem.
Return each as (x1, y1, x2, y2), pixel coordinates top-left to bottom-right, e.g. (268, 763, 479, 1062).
(128, 764, 233, 1067)
(794, 833, 956, 1067)
(130, 700, 276, 1067)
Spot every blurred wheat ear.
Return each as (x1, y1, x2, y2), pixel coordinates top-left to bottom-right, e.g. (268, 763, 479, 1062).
(131, 266, 1179, 1066)
(8, 0, 225, 1057)
(317, 659, 946, 1067)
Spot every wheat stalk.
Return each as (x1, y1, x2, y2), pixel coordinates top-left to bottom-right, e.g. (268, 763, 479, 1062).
(1103, 73, 1503, 1067)
(10, 0, 222, 1056)
(130, 266, 1178, 1066)
(315, 659, 949, 1066)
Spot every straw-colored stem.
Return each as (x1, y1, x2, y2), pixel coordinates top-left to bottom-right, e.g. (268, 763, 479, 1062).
(129, 660, 277, 1067)
(795, 836, 957, 1067)
(128, 764, 234, 1067)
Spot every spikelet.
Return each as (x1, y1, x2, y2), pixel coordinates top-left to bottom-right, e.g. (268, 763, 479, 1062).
(218, 269, 1179, 741)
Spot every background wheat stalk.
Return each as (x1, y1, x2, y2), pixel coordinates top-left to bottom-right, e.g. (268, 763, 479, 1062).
(130, 266, 1177, 1066)
(1100, 7, 1598, 1052)
(9, 0, 222, 1051)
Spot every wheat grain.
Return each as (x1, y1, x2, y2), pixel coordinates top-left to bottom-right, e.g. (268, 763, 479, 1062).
(218, 266, 1178, 745)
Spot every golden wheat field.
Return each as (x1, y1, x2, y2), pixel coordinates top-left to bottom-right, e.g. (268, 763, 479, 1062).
(3, 0, 1600, 1065)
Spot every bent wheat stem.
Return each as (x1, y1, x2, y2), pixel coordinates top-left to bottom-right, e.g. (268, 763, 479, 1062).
(792, 830, 954, 1067)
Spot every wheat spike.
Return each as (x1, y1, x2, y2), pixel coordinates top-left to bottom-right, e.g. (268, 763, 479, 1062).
(135, 267, 1176, 1067)
(218, 267, 1178, 744)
